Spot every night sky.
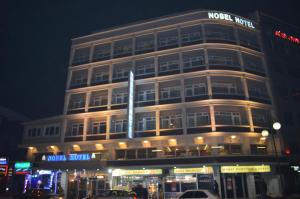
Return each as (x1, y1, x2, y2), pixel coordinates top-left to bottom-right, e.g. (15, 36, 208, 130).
(1, 0, 300, 119)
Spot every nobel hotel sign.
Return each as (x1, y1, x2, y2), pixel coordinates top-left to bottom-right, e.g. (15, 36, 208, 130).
(221, 165, 271, 173)
(208, 12, 255, 29)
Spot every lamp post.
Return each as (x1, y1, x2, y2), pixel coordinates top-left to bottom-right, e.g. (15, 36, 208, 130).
(261, 122, 283, 195)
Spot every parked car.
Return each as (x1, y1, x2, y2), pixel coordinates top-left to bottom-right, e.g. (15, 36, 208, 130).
(94, 190, 137, 199)
(177, 189, 220, 199)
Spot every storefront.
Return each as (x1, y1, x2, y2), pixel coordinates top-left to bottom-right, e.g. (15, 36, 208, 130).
(219, 164, 281, 199)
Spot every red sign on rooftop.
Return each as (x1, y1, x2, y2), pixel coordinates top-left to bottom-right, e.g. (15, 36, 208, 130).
(275, 31, 300, 44)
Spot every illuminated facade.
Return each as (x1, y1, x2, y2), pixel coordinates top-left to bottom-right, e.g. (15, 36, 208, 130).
(22, 10, 287, 199)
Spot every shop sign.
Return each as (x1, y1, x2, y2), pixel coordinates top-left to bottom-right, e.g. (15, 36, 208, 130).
(14, 162, 31, 175)
(112, 169, 162, 176)
(45, 153, 92, 162)
(275, 31, 300, 44)
(0, 157, 8, 165)
(208, 12, 255, 29)
(0, 165, 8, 176)
(174, 167, 213, 174)
(221, 165, 271, 173)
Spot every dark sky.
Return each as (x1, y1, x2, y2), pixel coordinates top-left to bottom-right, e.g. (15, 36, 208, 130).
(1, 0, 300, 120)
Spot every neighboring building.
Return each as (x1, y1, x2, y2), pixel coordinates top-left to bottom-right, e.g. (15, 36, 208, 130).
(22, 10, 289, 199)
(257, 12, 300, 193)
(0, 106, 29, 194)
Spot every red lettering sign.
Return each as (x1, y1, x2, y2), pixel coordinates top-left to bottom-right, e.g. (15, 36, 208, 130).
(275, 31, 300, 44)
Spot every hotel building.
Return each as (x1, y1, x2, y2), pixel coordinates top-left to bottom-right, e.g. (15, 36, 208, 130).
(22, 10, 288, 199)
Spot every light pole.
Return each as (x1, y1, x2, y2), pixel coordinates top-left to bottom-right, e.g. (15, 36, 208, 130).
(261, 122, 283, 195)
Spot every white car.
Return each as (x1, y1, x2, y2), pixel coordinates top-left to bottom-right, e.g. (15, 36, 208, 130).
(177, 189, 220, 199)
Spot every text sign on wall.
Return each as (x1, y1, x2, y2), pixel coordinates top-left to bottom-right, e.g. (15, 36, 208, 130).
(127, 70, 135, 139)
(14, 162, 31, 175)
(112, 169, 162, 176)
(0, 158, 7, 165)
(208, 12, 255, 29)
(221, 165, 271, 173)
(275, 31, 300, 44)
(0, 165, 8, 176)
(46, 153, 91, 162)
(174, 167, 213, 174)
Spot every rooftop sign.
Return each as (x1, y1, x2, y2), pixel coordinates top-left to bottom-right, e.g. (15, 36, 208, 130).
(208, 12, 255, 29)
(275, 31, 300, 44)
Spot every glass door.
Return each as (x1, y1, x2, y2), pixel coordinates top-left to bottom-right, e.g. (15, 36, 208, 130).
(221, 174, 248, 199)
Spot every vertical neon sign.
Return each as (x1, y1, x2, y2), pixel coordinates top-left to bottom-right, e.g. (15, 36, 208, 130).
(127, 70, 135, 139)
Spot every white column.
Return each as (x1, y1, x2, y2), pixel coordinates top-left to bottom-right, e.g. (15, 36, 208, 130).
(63, 93, 71, 115)
(85, 92, 91, 112)
(155, 81, 159, 105)
(156, 110, 160, 136)
(247, 106, 254, 132)
(60, 118, 68, 143)
(106, 115, 111, 140)
(87, 68, 93, 86)
(210, 105, 216, 131)
(207, 75, 213, 98)
(242, 77, 249, 100)
(83, 117, 88, 141)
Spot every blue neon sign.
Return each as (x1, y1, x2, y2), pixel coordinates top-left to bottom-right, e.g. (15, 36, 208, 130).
(46, 154, 91, 162)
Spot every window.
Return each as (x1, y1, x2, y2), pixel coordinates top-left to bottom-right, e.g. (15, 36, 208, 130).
(185, 83, 207, 97)
(160, 114, 182, 129)
(182, 50, 205, 69)
(251, 144, 267, 155)
(205, 24, 235, 41)
(112, 88, 128, 104)
(69, 123, 84, 136)
(113, 39, 133, 58)
(212, 82, 238, 95)
(136, 89, 155, 102)
(93, 43, 111, 61)
(160, 86, 181, 100)
(247, 79, 269, 100)
(187, 112, 210, 127)
(70, 70, 88, 87)
(111, 119, 127, 133)
(90, 91, 108, 107)
(181, 25, 203, 45)
(113, 62, 132, 80)
(238, 29, 260, 49)
(91, 66, 109, 84)
(164, 146, 186, 157)
(207, 49, 239, 67)
(243, 53, 265, 73)
(68, 94, 86, 109)
(45, 126, 60, 136)
(115, 148, 157, 160)
(135, 58, 155, 76)
(135, 34, 155, 53)
(136, 116, 156, 131)
(158, 54, 180, 72)
(91, 122, 106, 134)
(72, 47, 90, 65)
(251, 108, 271, 127)
(157, 29, 178, 49)
(27, 127, 42, 137)
(215, 112, 241, 125)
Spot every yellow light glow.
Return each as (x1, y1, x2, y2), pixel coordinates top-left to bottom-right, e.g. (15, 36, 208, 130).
(230, 135, 236, 139)
(197, 136, 203, 140)
(168, 139, 177, 146)
(73, 144, 79, 148)
(95, 144, 103, 150)
(142, 140, 151, 148)
(28, 146, 34, 150)
(260, 137, 267, 141)
(174, 167, 214, 174)
(50, 145, 55, 149)
(118, 142, 127, 149)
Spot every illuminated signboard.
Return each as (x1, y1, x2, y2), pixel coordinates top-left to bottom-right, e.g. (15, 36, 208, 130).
(275, 31, 300, 44)
(46, 153, 91, 162)
(0, 158, 7, 165)
(0, 165, 8, 176)
(221, 165, 271, 173)
(127, 70, 135, 139)
(112, 169, 162, 176)
(174, 167, 213, 174)
(14, 162, 31, 175)
(208, 12, 255, 29)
